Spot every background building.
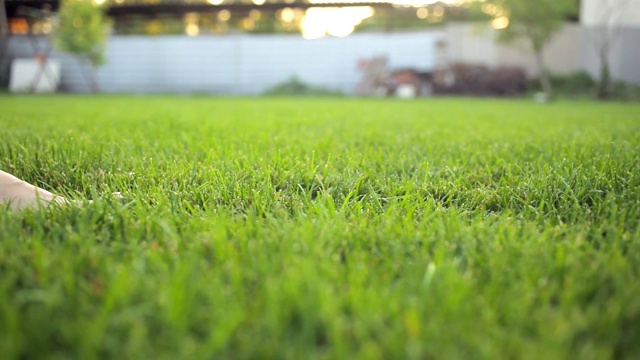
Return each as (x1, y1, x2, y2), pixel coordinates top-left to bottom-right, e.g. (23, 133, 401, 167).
(1, 0, 638, 94)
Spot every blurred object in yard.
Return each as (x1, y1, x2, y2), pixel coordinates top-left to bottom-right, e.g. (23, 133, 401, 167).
(487, 66, 528, 96)
(354, 56, 390, 97)
(10, 57, 59, 93)
(534, 92, 550, 103)
(395, 84, 416, 99)
(390, 69, 433, 98)
(433, 63, 527, 97)
(6, 4, 59, 93)
(356, 59, 525, 98)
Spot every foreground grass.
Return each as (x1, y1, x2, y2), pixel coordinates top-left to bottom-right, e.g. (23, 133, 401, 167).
(1, 96, 639, 359)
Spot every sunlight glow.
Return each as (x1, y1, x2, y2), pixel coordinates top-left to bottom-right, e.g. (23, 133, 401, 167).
(280, 7, 296, 23)
(416, 7, 428, 19)
(185, 13, 199, 36)
(185, 23, 199, 36)
(249, 9, 262, 20)
(218, 10, 231, 21)
(481, 3, 504, 17)
(491, 16, 509, 30)
(301, 7, 374, 39)
(241, 18, 256, 31)
(299, 1, 460, 39)
(309, 0, 459, 5)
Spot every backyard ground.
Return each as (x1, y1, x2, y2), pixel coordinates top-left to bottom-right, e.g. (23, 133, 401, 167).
(1, 96, 639, 359)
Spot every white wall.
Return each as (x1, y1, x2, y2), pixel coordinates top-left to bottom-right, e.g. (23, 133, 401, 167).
(579, 0, 640, 84)
(579, 27, 640, 84)
(441, 21, 639, 84)
(4, 32, 439, 94)
(443, 23, 497, 66)
(496, 24, 583, 76)
(442, 22, 582, 77)
(581, 0, 640, 27)
(97, 32, 438, 94)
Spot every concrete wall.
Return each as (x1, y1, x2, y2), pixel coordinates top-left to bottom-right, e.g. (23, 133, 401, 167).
(579, 26, 640, 84)
(442, 22, 582, 77)
(496, 24, 583, 76)
(441, 21, 639, 85)
(579, 0, 640, 84)
(3, 31, 439, 94)
(581, 0, 640, 27)
(443, 23, 498, 67)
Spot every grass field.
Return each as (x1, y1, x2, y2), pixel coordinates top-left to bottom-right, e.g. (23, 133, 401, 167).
(1, 96, 639, 359)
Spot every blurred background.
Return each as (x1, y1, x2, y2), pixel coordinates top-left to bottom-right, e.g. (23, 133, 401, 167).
(0, 0, 638, 99)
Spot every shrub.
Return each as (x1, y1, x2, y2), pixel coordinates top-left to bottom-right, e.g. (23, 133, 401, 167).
(528, 71, 595, 98)
(263, 76, 344, 97)
(609, 81, 640, 102)
(528, 71, 640, 101)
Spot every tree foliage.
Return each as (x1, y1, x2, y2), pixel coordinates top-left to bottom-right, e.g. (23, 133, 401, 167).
(55, 0, 108, 67)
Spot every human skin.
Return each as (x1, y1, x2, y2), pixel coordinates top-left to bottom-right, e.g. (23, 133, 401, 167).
(0, 169, 68, 211)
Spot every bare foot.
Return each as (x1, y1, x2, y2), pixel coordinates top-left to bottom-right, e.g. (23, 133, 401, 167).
(0, 169, 121, 211)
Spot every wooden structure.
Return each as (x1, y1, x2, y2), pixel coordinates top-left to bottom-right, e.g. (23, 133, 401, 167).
(3, 0, 59, 92)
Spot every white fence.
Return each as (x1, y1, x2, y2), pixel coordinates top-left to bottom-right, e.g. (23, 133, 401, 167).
(4, 31, 441, 94)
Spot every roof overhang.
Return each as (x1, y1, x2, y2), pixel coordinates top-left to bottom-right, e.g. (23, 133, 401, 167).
(105, 2, 394, 17)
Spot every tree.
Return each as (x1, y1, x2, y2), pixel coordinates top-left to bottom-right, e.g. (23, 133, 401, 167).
(54, 0, 108, 92)
(486, 0, 577, 100)
(583, 0, 633, 99)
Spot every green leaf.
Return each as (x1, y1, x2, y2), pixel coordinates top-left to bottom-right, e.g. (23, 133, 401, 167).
(54, 0, 108, 67)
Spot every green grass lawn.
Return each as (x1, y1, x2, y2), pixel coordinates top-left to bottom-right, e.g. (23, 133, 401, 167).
(1, 96, 639, 359)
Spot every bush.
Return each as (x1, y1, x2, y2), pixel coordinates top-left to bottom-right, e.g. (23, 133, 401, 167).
(528, 72, 596, 99)
(609, 81, 640, 102)
(263, 76, 344, 97)
(528, 72, 640, 101)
